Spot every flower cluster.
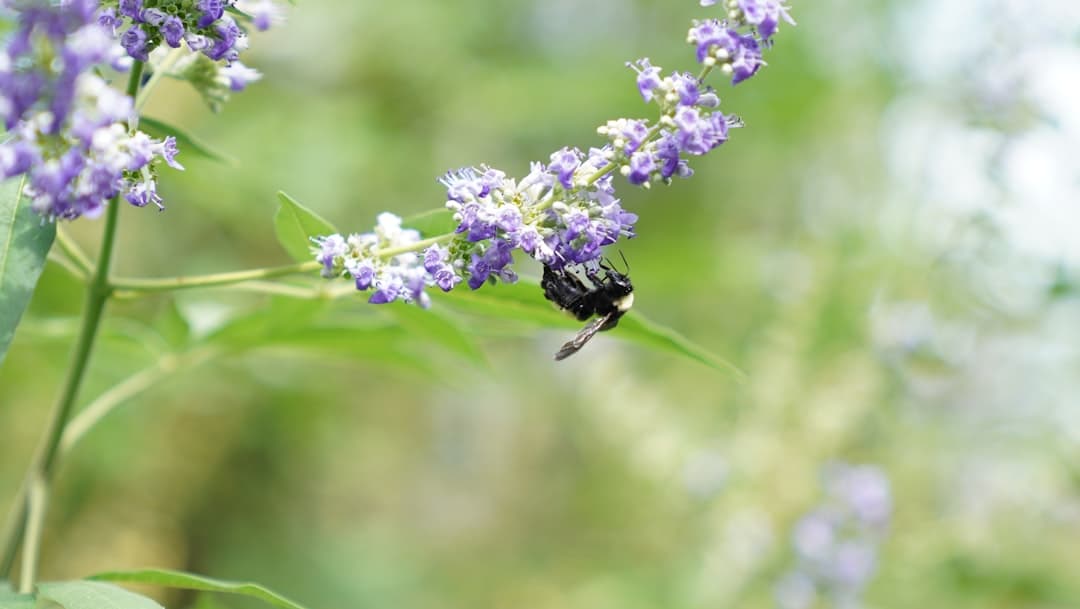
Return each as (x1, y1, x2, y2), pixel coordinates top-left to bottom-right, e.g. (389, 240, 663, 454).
(314, 0, 793, 306)
(0, 0, 183, 220)
(315, 213, 434, 307)
(615, 60, 738, 186)
(99, 0, 283, 64)
(774, 463, 892, 609)
(315, 156, 639, 307)
(441, 157, 637, 272)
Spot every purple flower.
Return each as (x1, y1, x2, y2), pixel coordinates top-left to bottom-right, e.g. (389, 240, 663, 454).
(237, 0, 286, 31)
(777, 463, 890, 609)
(737, 0, 796, 40)
(673, 106, 729, 154)
(548, 147, 582, 189)
(626, 151, 655, 185)
(729, 33, 763, 84)
(670, 72, 700, 106)
(599, 118, 649, 154)
(118, 0, 143, 21)
(688, 21, 764, 85)
(120, 25, 149, 61)
(124, 177, 163, 209)
(424, 245, 462, 292)
(628, 58, 662, 102)
(161, 16, 185, 48)
(368, 279, 402, 304)
(205, 18, 245, 63)
(0, 141, 38, 179)
(98, 8, 120, 35)
(466, 253, 492, 290)
(219, 62, 262, 91)
(197, 0, 226, 28)
(352, 260, 376, 290)
(315, 234, 348, 275)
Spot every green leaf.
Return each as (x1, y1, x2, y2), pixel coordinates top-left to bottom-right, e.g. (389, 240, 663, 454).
(202, 298, 434, 373)
(89, 569, 309, 609)
(402, 208, 455, 237)
(273, 192, 338, 263)
(439, 279, 743, 375)
(616, 313, 745, 379)
(36, 581, 163, 609)
(152, 300, 190, 350)
(0, 596, 33, 609)
(205, 298, 329, 349)
(388, 302, 486, 365)
(0, 582, 34, 609)
(0, 176, 56, 365)
(139, 116, 235, 165)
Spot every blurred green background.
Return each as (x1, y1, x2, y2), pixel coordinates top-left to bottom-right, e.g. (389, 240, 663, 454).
(4, 0, 1080, 608)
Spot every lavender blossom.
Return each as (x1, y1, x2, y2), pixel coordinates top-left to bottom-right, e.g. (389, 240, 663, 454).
(0, 1, 183, 220)
(315, 214, 438, 308)
(775, 463, 891, 609)
(734, 0, 795, 40)
(688, 20, 764, 84)
(699, 0, 795, 41)
(600, 62, 739, 186)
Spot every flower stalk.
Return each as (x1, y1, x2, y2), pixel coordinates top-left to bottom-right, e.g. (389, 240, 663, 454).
(0, 60, 145, 588)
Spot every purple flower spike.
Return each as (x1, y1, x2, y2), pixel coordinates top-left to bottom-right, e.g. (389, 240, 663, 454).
(0, 1, 184, 221)
(310, 0, 793, 307)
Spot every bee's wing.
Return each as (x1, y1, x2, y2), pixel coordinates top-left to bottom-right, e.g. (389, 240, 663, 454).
(554, 313, 614, 360)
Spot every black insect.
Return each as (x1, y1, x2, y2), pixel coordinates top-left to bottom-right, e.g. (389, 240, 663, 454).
(541, 258, 634, 360)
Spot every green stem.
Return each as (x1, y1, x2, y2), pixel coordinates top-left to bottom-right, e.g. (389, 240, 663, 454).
(16, 478, 46, 595)
(0, 60, 145, 587)
(59, 348, 218, 457)
(377, 233, 454, 257)
(46, 251, 88, 282)
(109, 233, 457, 295)
(110, 260, 321, 293)
(55, 226, 93, 276)
(135, 47, 185, 111)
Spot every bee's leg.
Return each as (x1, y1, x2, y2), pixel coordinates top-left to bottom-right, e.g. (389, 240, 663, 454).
(598, 313, 622, 331)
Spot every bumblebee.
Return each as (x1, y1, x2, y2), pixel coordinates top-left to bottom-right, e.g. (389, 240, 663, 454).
(541, 259, 634, 360)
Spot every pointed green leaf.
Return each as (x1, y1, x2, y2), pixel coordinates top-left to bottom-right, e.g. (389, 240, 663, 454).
(0, 176, 56, 365)
(89, 569, 309, 609)
(37, 581, 163, 609)
(438, 279, 743, 375)
(205, 298, 329, 349)
(402, 208, 455, 237)
(274, 192, 338, 263)
(139, 116, 235, 165)
(388, 302, 486, 365)
(616, 313, 745, 378)
(152, 300, 191, 350)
